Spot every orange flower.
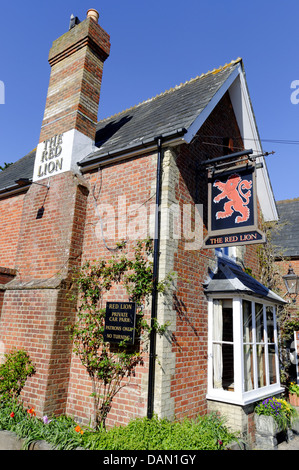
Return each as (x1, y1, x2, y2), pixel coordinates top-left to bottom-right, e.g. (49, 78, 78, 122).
(27, 407, 36, 416)
(10, 412, 14, 418)
(75, 425, 84, 435)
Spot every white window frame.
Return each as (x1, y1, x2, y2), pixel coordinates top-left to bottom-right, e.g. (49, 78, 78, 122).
(207, 294, 284, 406)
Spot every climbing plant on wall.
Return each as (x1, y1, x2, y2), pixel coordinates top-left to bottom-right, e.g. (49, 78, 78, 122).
(68, 239, 172, 429)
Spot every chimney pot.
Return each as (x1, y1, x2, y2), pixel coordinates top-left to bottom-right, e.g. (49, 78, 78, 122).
(87, 8, 99, 23)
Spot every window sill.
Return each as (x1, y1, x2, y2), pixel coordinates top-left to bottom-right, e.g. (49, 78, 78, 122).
(207, 385, 285, 406)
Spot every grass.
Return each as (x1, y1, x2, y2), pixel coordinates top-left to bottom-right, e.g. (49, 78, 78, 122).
(0, 399, 238, 450)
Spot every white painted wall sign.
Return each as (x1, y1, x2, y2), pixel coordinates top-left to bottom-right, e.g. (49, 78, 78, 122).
(33, 129, 94, 182)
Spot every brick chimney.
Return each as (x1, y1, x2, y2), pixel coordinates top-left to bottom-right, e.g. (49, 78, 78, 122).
(33, 9, 110, 182)
(2, 10, 111, 418)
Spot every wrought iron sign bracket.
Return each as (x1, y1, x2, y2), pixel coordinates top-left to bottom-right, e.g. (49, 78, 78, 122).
(202, 149, 254, 173)
(202, 148, 274, 175)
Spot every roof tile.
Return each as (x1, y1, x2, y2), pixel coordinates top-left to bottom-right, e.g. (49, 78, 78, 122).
(0, 59, 241, 192)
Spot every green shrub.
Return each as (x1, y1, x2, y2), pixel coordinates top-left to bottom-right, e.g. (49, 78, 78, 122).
(0, 349, 36, 400)
(82, 414, 237, 450)
(0, 400, 237, 450)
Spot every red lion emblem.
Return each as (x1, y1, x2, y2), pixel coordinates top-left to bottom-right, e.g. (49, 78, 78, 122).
(213, 173, 252, 223)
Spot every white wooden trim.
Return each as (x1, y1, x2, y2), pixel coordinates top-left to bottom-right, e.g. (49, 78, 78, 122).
(233, 297, 243, 398)
(207, 299, 214, 393)
(229, 68, 278, 222)
(263, 304, 270, 387)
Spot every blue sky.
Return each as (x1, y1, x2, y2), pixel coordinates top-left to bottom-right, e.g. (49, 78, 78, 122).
(0, 0, 298, 202)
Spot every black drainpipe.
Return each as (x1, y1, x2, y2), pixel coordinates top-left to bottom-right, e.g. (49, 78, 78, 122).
(147, 136, 163, 419)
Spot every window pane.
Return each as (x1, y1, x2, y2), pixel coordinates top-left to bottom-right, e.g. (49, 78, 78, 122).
(244, 344, 254, 391)
(212, 300, 234, 391)
(222, 344, 234, 390)
(255, 303, 264, 342)
(223, 304, 233, 342)
(257, 344, 266, 387)
(213, 301, 222, 342)
(266, 306, 275, 343)
(213, 343, 222, 389)
(213, 300, 232, 342)
(213, 343, 234, 391)
(268, 344, 277, 384)
(243, 300, 252, 342)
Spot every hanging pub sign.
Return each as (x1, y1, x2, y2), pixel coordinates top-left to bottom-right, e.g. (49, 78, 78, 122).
(103, 302, 136, 345)
(203, 163, 265, 248)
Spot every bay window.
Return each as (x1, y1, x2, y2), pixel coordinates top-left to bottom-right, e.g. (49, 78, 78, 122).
(207, 295, 283, 405)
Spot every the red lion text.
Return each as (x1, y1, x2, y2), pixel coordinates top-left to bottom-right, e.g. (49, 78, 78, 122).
(213, 173, 252, 223)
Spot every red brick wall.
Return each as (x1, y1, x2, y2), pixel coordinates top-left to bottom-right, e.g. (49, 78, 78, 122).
(0, 90, 268, 428)
(80, 154, 157, 257)
(0, 172, 88, 416)
(48, 91, 268, 426)
(14, 172, 87, 283)
(0, 192, 26, 269)
(0, 287, 76, 415)
(66, 153, 158, 426)
(170, 92, 263, 421)
(0, 290, 4, 321)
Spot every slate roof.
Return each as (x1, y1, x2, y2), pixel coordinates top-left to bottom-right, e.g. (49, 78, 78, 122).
(204, 257, 286, 304)
(0, 150, 36, 195)
(0, 58, 242, 192)
(80, 58, 243, 166)
(272, 199, 299, 258)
